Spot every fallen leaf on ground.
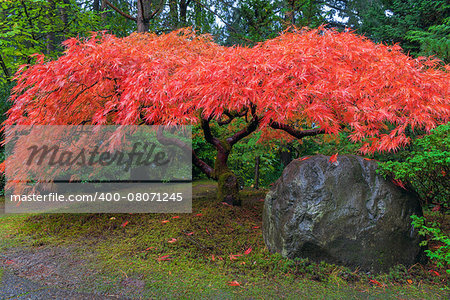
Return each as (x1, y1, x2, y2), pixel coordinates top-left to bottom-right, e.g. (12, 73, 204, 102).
(121, 221, 129, 227)
(157, 255, 172, 261)
(172, 216, 180, 219)
(227, 281, 240, 286)
(195, 213, 203, 216)
(161, 220, 169, 224)
(185, 232, 194, 236)
(229, 254, 242, 260)
(244, 247, 252, 255)
(168, 238, 177, 243)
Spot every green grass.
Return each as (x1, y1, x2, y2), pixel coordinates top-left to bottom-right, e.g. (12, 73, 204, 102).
(0, 184, 449, 299)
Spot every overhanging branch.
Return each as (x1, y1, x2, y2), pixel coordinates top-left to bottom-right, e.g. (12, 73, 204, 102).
(226, 104, 260, 146)
(226, 116, 260, 146)
(104, 0, 137, 21)
(217, 108, 249, 126)
(269, 121, 326, 138)
(156, 126, 214, 178)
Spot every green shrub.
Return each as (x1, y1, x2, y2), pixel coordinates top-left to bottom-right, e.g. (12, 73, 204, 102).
(378, 123, 450, 211)
(411, 215, 450, 274)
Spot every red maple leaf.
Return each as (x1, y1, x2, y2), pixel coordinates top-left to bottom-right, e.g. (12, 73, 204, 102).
(392, 178, 407, 190)
(329, 153, 338, 164)
(298, 156, 310, 161)
(368, 279, 383, 287)
(229, 254, 242, 260)
(157, 255, 172, 261)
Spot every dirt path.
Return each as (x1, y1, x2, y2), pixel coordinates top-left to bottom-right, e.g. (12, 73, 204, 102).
(0, 247, 131, 299)
(0, 270, 118, 300)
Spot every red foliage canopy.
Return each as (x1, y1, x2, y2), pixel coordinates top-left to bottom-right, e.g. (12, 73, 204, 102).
(5, 27, 450, 153)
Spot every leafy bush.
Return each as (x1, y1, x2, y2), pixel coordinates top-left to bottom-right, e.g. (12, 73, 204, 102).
(378, 123, 450, 211)
(411, 215, 450, 274)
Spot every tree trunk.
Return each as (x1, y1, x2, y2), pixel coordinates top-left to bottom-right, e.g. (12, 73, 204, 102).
(214, 147, 241, 206)
(93, 0, 100, 11)
(58, 0, 69, 40)
(254, 156, 260, 189)
(46, 0, 56, 55)
(169, 0, 179, 29)
(137, 0, 151, 32)
(285, 0, 295, 26)
(100, 0, 107, 20)
(179, 0, 187, 27)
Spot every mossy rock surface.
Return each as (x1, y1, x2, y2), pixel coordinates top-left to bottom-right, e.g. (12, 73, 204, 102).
(262, 155, 425, 272)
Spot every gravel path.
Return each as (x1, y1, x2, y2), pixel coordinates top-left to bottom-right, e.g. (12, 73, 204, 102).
(0, 270, 119, 300)
(0, 247, 139, 300)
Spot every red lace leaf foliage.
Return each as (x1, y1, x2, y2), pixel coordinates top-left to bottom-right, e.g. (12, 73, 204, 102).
(5, 27, 449, 153)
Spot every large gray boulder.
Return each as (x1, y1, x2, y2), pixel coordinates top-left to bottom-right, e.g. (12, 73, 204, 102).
(262, 155, 424, 272)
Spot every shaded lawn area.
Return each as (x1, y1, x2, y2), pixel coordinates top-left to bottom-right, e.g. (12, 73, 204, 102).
(0, 180, 448, 299)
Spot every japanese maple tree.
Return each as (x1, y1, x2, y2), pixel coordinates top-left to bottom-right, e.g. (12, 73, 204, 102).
(3, 27, 449, 205)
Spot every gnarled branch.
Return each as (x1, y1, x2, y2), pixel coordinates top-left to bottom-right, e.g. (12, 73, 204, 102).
(226, 115, 260, 146)
(269, 121, 326, 138)
(217, 108, 249, 126)
(200, 116, 223, 150)
(156, 126, 214, 178)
